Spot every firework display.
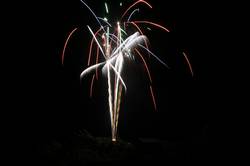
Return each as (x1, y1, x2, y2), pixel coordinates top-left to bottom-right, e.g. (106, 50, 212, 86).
(62, 0, 193, 142)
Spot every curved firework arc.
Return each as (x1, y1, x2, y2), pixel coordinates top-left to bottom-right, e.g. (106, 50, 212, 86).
(182, 52, 194, 76)
(80, 0, 105, 31)
(139, 44, 169, 68)
(61, 27, 78, 65)
(80, 61, 106, 78)
(127, 8, 140, 22)
(88, 27, 105, 66)
(121, 0, 152, 19)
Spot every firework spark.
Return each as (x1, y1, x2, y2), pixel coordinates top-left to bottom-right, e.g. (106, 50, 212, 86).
(62, 0, 193, 142)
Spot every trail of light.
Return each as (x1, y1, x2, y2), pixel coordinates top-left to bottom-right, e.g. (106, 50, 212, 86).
(109, 63, 127, 91)
(80, 62, 105, 78)
(99, 30, 120, 51)
(123, 35, 147, 51)
(101, 34, 118, 54)
(102, 33, 122, 50)
(104, 33, 146, 69)
(123, 22, 126, 32)
(182, 52, 194, 76)
(133, 21, 170, 32)
(116, 57, 123, 102)
(120, 27, 128, 36)
(109, 37, 113, 56)
(121, 0, 152, 19)
(139, 44, 169, 68)
(115, 83, 122, 141)
(114, 24, 124, 141)
(105, 34, 114, 141)
(106, 27, 110, 54)
(90, 74, 95, 97)
(105, 32, 141, 61)
(109, 34, 121, 44)
(88, 27, 103, 66)
(129, 22, 143, 35)
(135, 49, 152, 83)
(97, 17, 112, 27)
(106, 62, 114, 141)
(80, 0, 106, 31)
(127, 8, 139, 22)
(128, 22, 149, 55)
(61, 28, 78, 65)
(105, 2, 109, 14)
(87, 26, 105, 57)
(99, 53, 126, 90)
(113, 76, 117, 115)
(150, 85, 157, 110)
(113, 55, 119, 127)
(102, 32, 107, 49)
(113, 23, 120, 114)
(95, 45, 99, 79)
(113, 55, 122, 138)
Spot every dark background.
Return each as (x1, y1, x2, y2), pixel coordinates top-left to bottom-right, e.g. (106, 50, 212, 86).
(5, 0, 217, 164)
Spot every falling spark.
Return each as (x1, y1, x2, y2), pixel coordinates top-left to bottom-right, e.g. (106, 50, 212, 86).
(105, 2, 109, 14)
(121, 0, 152, 19)
(127, 8, 139, 22)
(135, 49, 152, 83)
(182, 52, 194, 76)
(61, 28, 78, 65)
(62, 0, 193, 142)
(80, 0, 104, 30)
(95, 45, 99, 79)
(150, 85, 157, 110)
(139, 44, 169, 68)
(90, 74, 95, 97)
(87, 25, 105, 57)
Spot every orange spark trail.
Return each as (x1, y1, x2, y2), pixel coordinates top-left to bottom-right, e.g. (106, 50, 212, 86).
(90, 74, 95, 98)
(121, 0, 152, 19)
(61, 28, 78, 65)
(130, 22, 144, 35)
(150, 85, 157, 110)
(182, 52, 194, 76)
(95, 45, 99, 79)
(129, 22, 149, 56)
(133, 21, 170, 32)
(135, 49, 152, 83)
(88, 27, 103, 66)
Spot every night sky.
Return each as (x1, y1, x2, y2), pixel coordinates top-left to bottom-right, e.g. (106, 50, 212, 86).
(7, 0, 214, 164)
